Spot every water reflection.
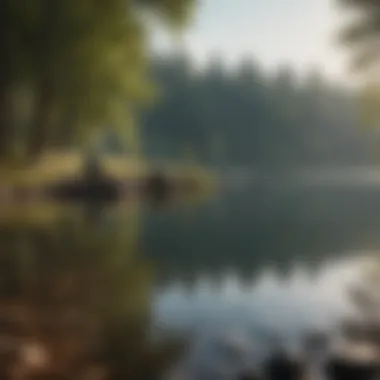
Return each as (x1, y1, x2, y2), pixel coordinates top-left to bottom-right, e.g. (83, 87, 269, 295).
(2, 182, 380, 378)
(142, 186, 380, 284)
(0, 202, 183, 380)
(142, 185, 380, 360)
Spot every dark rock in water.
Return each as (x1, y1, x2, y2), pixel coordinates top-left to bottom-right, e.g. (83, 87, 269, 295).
(144, 171, 171, 201)
(49, 178, 120, 202)
(48, 155, 120, 202)
(341, 320, 368, 343)
(262, 350, 305, 380)
(324, 357, 380, 380)
(237, 368, 261, 380)
(324, 340, 380, 380)
(341, 320, 380, 347)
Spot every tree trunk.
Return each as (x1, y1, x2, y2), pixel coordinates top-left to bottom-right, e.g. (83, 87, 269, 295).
(52, 102, 78, 149)
(0, 82, 12, 160)
(26, 0, 58, 159)
(0, 0, 13, 160)
(27, 78, 55, 158)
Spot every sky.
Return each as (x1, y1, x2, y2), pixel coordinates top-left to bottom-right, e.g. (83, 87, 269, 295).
(151, 0, 352, 82)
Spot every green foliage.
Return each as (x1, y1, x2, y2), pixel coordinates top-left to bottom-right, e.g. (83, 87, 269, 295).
(0, 0, 195, 160)
(136, 0, 194, 28)
(338, 0, 380, 135)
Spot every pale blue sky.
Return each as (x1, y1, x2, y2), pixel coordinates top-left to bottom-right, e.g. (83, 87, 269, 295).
(151, 0, 350, 81)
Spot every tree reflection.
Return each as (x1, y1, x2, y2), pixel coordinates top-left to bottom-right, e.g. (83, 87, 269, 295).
(0, 203, 183, 380)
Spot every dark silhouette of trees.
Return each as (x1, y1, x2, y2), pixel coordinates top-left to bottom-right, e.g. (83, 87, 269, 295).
(139, 54, 372, 167)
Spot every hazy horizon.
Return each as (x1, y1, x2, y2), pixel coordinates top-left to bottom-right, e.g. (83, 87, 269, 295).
(150, 0, 355, 84)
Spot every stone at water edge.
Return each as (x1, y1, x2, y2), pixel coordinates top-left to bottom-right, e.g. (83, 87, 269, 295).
(262, 349, 307, 380)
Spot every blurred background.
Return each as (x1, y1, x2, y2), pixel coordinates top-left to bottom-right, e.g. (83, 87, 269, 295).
(2, 0, 380, 379)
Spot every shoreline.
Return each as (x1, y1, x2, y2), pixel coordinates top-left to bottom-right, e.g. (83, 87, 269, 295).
(0, 152, 216, 204)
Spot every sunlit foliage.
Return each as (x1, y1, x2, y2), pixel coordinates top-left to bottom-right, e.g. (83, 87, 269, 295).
(0, 0, 194, 161)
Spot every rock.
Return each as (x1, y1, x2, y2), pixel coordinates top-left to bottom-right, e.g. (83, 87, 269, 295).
(324, 341, 380, 380)
(324, 356, 380, 380)
(237, 368, 261, 380)
(262, 349, 306, 380)
(144, 171, 171, 201)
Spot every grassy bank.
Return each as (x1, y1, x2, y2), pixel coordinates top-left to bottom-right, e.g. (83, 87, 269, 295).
(0, 151, 217, 193)
(0, 152, 216, 227)
(0, 152, 145, 187)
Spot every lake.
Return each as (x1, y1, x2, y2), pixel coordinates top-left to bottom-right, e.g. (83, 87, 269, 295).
(1, 172, 380, 378)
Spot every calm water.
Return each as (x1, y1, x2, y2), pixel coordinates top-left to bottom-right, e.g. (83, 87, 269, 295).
(2, 173, 380, 378)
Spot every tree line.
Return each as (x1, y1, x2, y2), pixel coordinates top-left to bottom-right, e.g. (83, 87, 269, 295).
(137, 0, 380, 168)
(1, 0, 380, 168)
(137, 53, 377, 167)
